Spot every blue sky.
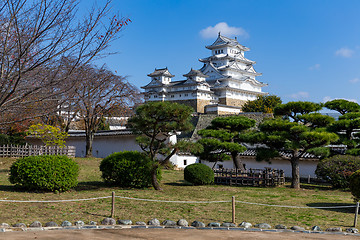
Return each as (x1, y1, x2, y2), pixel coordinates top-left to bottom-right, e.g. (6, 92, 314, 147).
(87, 0, 360, 103)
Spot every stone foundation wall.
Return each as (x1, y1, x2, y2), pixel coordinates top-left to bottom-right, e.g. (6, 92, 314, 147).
(169, 99, 211, 113)
(171, 99, 210, 113)
(219, 98, 247, 108)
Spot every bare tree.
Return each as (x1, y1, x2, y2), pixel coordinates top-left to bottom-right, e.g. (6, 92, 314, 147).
(64, 64, 141, 157)
(0, 0, 131, 124)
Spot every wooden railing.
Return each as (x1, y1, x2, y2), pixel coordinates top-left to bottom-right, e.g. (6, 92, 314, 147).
(0, 144, 76, 158)
(213, 168, 285, 187)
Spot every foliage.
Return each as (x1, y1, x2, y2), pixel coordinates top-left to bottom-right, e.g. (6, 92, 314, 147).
(184, 163, 214, 185)
(97, 117, 111, 131)
(242, 95, 282, 113)
(197, 116, 255, 170)
(62, 64, 141, 157)
(247, 101, 339, 189)
(127, 101, 194, 190)
(99, 151, 161, 188)
(9, 155, 79, 192)
(274, 101, 322, 122)
(27, 124, 68, 147)
(0, 133, 26, 145)
(325, 100, 360, 155)
(349, 170, 360, 201)
(324, 99, 360, 115)
(316, 155, 360, 189)
(0, 0, 131, 126)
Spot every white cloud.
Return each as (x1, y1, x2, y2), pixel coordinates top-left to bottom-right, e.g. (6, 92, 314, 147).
(289, 91, 309, 99)
(309, 64, 320, 70)
(349, 78, 360, 84)
(200, 22, 249, 39)
(335, 47, 354, 58)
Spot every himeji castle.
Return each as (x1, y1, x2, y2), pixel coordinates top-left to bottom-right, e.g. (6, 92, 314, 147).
(142, 33, 268, 114)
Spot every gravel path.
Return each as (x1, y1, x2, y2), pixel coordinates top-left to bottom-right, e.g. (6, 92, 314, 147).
(1, 228, 360, 240)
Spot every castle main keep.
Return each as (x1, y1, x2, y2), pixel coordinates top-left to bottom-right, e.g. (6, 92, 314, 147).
(142, 33, 268, 114)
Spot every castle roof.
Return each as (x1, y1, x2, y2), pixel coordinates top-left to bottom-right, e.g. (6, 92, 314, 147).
(206, 33, 249, 51)
(147, 67, 175, 77)
(183, 68, 209, 78)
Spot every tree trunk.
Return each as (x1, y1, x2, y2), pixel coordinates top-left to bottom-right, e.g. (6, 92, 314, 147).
(232, 153, 245, 171)
(151, 164, 162, 191)
(85, 131, 94, 157)
(290, 157, 300, 189)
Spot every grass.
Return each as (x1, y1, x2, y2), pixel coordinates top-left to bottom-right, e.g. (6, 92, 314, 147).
(0, 157, 357, 229)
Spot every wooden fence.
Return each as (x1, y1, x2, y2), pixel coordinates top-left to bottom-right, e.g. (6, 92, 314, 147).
(0, 145, 76, 158)
(214, 168, 285, 187)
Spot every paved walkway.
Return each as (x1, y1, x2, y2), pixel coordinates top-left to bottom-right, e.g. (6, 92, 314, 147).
(1, 228, 360, 240)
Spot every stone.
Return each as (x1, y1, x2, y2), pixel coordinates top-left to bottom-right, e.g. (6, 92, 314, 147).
(346, 227, 359, 233)
(13, 223, 26, 228)
(275, 224, 286, 229)
(222, 222, 236, 227)
(74, 221, 84, 227)
(177, 219, 188, 227)
(312, 226, 321, 231)
(191, 221, 205, 228)
(135, 222, 146, 225)
(101, 218, 116, 225)
(291, 226, 305, 231)
(148, 219, 160, 226)
(0, 223, 10, 228)
(117, 220, 132, 225)
(89, 221, 97, 225)
(239, 222, 252, 228)
(44, 221, 58, 227)
(61, 221, 72, 227)
(208, 222, 221, 227)
(254, 223, 271, 229)
(326, 227, 342, 232)
(29, 221, 42, 228)
(162, 220, 176, 226)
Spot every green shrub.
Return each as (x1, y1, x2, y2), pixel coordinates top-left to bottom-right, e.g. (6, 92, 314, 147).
(184, 163, 214, 185)
(350, 170, 360, 201)
(9, 155, 79, 192)
(0, 133, 26, 145)
(99, 151, 161, 188)
(315, 155, 360, 189)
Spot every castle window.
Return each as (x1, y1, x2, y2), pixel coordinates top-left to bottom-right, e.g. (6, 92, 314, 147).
(171, 95, 174, 98)
(154, 95, 157, 98)
(184, 159, 187, 166)
(185, 93, 188, 96)
(179, 94, 182, 97)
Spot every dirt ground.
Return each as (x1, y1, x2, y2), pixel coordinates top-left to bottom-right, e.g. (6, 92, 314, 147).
(1, 228, 359, 240)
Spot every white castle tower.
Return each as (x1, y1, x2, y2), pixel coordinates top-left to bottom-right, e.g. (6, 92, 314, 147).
(199, 33, 267, 111)
(142, 33, 267, 114)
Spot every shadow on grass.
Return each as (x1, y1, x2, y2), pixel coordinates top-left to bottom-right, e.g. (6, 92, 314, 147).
(306, 202, 357, 214)
(0, 181, 109, 193)
(0, 169, 9, 173)
(164, 180, 193, 187)
(0, 184, 18, 192)
(75, 181, 108, 191)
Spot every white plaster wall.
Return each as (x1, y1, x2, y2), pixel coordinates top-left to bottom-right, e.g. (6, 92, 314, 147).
(65, 135, 141, 158)
(201, 158, 319, 178)
(170, 155, 198, 169)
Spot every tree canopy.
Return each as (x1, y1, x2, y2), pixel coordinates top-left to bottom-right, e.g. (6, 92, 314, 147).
(242, 95, 282, 113)
(127, 101, 196, 190)
(247, 101, 338, 189)
(197, 115, 256, 170)
(324, 99, 360, 155)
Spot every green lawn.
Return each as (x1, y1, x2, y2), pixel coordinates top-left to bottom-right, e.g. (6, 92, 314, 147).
(0, 157, 357, 229)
